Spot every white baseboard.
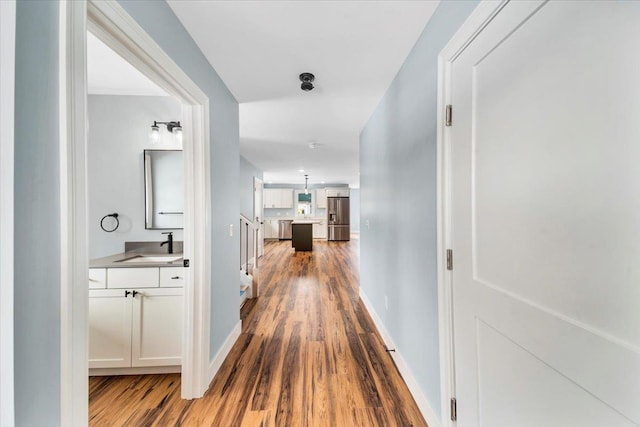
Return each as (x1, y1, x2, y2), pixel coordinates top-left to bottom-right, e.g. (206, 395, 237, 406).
(207, 320, 242, 383)
(89, 365, 181, 376)
(359, 289, 441, 427)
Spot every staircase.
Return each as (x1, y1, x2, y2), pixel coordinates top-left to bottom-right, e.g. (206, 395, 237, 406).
(240, 214, 260, 306)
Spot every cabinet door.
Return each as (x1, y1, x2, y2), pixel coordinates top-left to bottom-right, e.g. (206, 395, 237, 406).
(89, 289, 132, 369)
(131, 287, 183, 367)
(264, 189, 278, 208)
(279, 189, 293, 208)
(316, 189, 327, 209)
(266, 219, 278, 238)
(315, 220, 327, 239)
(263, 220, 271, 238)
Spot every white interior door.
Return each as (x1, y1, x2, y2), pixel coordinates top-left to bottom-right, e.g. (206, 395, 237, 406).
(254, 177, 264, 257)
(449, 1, 640, 426)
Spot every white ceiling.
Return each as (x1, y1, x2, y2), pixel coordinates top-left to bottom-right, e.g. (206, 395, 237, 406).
(168, 0, 440, 187)
(87, 32, 168, 96)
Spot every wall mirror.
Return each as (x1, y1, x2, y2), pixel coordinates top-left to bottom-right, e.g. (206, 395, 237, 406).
(144, 149, 183, 229)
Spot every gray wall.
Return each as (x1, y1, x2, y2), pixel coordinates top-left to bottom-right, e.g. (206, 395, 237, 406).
(359, 0, 478, 420)
(118, 0, 240, 362)
(13, 3, 240, 425)
(88, 95, 184, 259)
(14, 1, 60, 425)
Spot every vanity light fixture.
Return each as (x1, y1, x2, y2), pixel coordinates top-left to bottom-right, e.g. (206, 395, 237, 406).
(149, 120, 182, 143)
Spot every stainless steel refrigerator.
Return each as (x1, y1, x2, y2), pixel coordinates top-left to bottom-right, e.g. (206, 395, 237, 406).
(327, 197, 350, 241)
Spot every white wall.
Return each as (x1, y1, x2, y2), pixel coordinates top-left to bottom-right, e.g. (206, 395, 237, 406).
(88, 95, 183, 259)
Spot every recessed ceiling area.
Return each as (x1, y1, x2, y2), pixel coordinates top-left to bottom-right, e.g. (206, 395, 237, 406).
(87, 31, 168, 96)
(168, 1, 440, 187)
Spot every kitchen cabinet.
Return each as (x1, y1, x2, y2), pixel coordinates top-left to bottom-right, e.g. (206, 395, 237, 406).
(89, 267, 183, 370)
(264, 188, 293, 209)
(313, 219, 327, 239)
(264, 189, 279, 208)
(279, 189, 293, 208)
(263, 219, 279, 239)
(316, 188, 327, 209)
(325, 188, 350, 197)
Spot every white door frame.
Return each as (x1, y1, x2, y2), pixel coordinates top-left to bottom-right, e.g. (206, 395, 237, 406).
(254, 177, 264, 258)
(59, 1, 212, 425)
(0, 1, 16, 426)
(436, 1, 509, 425)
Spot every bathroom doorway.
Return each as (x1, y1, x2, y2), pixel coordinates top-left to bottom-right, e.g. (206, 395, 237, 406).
(85, 27, 185, 394)
(60, 2, 212, 424)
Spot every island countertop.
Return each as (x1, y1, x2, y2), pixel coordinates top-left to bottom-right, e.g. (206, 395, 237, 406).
(292, 219, 322, 224)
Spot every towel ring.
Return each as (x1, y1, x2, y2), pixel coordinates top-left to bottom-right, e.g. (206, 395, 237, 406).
(100, 213, 119, 232)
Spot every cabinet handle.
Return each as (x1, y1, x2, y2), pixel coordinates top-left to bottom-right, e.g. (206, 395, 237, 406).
(171, 276, 181, 279)
(132, 290, 139, 298)
(124, 290, 131, 298)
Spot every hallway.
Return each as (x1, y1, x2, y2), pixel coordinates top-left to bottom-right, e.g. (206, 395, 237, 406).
(89, 239, 426, 426)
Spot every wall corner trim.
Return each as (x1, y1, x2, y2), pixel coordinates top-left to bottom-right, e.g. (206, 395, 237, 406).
(207, 320, 242, 386)
(359, 289, 442, 427)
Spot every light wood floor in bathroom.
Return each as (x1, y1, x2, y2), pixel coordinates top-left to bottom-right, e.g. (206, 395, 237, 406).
(89, 239, 427, 426)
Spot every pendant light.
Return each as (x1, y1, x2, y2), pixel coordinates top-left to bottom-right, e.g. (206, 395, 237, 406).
(304, 174, 309, 194)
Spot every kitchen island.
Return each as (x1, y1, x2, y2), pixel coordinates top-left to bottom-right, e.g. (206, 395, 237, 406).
(291, 219, 321, 251)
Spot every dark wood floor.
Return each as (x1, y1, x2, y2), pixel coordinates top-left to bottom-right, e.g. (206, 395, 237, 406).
(89, 239, 427, 426)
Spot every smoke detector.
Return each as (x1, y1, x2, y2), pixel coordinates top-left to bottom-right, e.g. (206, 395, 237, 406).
(299, 72, 315, 91)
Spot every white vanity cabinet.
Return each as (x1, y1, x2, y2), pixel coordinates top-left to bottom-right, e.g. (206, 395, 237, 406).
(89, 266, 184, 370)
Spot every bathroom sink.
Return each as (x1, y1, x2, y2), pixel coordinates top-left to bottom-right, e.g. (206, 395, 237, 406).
(118, 255, 182, 263)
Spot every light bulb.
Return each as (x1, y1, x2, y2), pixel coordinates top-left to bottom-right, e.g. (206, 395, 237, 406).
(174, 126, 183, 143)
(149, 126, 160, 143)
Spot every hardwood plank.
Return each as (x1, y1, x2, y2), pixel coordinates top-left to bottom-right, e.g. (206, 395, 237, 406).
(89, 239, 428, 427)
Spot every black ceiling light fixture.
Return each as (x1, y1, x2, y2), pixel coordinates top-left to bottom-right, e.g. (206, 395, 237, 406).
(299, 72, 315, 91)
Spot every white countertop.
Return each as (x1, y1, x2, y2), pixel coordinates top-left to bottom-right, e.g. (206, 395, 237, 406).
(292, 219, 322, 224)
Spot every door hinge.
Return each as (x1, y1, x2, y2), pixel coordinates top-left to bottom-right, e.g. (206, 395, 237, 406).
(451, 397, 457, 421)
(446, 249, 453, 271)
(445, 105, 453, 126)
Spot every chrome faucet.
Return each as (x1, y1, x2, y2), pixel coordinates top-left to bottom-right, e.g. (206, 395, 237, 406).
(160, 231, 174, 254)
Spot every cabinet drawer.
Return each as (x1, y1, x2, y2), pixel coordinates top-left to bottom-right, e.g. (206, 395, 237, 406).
(107, 268, 159, 289)
(160, 267, 185, 288)
(89, 268, 107, 289)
